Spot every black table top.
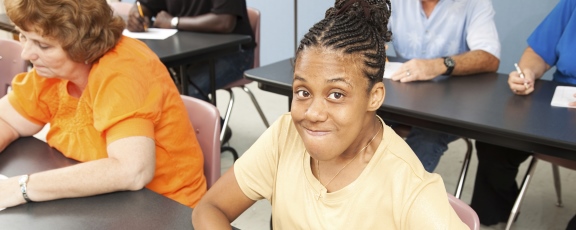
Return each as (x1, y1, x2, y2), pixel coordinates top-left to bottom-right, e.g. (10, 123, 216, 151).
(0, 137, 193, 230)
(141, 31, 251, 67)
(244, 58, 576, 160)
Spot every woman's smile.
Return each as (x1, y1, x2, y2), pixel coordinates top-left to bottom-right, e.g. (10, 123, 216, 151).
(304, 127, 331, 136)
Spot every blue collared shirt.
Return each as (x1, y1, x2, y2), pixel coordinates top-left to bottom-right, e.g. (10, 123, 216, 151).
(528, 0, 576, 85)
(389, 0, 501, 60)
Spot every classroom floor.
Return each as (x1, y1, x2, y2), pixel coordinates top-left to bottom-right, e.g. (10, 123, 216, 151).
(34, 82, 575, 230)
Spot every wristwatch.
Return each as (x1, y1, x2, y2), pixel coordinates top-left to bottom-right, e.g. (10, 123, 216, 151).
(443, 56, 455, 75)
(19, 174, 32, 202)
(171, 17, 179, 29)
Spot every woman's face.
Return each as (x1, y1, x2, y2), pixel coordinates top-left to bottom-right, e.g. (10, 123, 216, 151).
(292, 47, 381, 161)
(18, 29, 85, 79)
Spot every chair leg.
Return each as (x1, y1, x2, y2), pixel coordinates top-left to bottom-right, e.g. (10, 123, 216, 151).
(220, 89, 235, 143)
(505, 156, 539, 230)
(242, 86, 270, 127)
(552, 164, 563, 207)
(454, 138, 473, 199)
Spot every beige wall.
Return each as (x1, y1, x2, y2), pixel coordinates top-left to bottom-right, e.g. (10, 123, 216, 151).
(0, 0, 10, 39)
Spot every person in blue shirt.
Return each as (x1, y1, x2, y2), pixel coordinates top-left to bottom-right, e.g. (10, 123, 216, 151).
(471, 0, 576, 227)
(384, 0, 501, 172)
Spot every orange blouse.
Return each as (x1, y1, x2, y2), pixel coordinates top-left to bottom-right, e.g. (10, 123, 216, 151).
(8, 36, 206, 207)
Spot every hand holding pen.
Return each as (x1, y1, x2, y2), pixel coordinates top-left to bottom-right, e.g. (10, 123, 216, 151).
(136, 1, 148, 32)
(509, 63, 534, 95)
(126, 1, 149, 32)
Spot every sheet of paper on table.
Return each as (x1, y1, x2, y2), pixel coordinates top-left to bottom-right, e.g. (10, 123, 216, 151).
(0, 174, 6, 211)
(122, 28, 177, 40)
(551, 86, 576, 108)
(383, 62, 403, 79)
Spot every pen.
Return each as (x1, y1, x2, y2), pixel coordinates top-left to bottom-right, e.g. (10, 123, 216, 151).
(136, 1, 148, 32)
(514, 63, 529, 90)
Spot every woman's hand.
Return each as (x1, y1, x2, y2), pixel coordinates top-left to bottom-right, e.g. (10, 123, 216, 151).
(0, 176, 26, 209)
(508, 68, 535, 95)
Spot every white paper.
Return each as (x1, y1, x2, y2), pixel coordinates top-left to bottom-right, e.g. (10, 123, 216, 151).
(122, 28, 177, 40)
(551, 86, 576, 108)
(383, 62, 403, 79)
(0, 174, 6, 211)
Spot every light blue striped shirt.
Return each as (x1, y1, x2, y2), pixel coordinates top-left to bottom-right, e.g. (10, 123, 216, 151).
(389, 0, 501, 59)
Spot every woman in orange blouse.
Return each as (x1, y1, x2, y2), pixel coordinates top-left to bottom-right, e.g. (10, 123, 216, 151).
(0, 0, 206, 208)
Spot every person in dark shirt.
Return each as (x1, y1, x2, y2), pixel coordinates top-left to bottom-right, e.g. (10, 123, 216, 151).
(127, 0, 256, 102)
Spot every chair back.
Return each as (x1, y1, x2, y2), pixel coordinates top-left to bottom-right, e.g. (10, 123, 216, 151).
(247, 7, 260, 68)
(180, 95, 221, 189)
(0, 38, 27, 96)
(448, 193, 480, 230)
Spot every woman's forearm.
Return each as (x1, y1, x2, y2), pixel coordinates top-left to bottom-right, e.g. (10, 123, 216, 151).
(0, 118, 19, 152)
(26, 137, 156, 201)
(0, 136, 156, 208)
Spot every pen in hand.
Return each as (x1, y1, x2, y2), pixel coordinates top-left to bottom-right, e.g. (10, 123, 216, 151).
(136, 1, 148, 32)
(514, 63, 529, 90)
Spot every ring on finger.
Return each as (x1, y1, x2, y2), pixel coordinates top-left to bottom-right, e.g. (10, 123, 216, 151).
(406, 70, 411, 76)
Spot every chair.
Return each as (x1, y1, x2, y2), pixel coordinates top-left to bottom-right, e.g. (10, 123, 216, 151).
(391, 125, 473, 199)
(0, 38, 28, 96)
(219, 7, 270, 146)
(180, 95, 221, 189)
(448, 193, 480, 230)
(504, 154, 576, 230)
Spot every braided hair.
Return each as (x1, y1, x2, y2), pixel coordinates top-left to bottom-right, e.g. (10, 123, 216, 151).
(295, 0, 392, 92)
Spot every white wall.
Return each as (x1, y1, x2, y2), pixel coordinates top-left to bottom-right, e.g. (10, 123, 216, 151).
(0, 0, 10, 39)
(492, 0, 559, 79)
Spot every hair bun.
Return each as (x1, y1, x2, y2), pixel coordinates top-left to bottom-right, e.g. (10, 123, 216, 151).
(325, 0, 392, 42)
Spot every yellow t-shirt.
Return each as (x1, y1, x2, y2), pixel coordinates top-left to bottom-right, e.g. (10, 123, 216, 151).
(235, 113, 468, 229)
(8, 36, 206, 207)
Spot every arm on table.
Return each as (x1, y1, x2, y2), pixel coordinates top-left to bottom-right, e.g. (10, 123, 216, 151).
(192, 166, 255, 230)
(391, 50, 499, 82)
(451, 49, 500, 75)
(0, 96, 43, 152)
(509, 46, 551, 95)
(154, 12, 237, 33)
(0, 135, 156, 209)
